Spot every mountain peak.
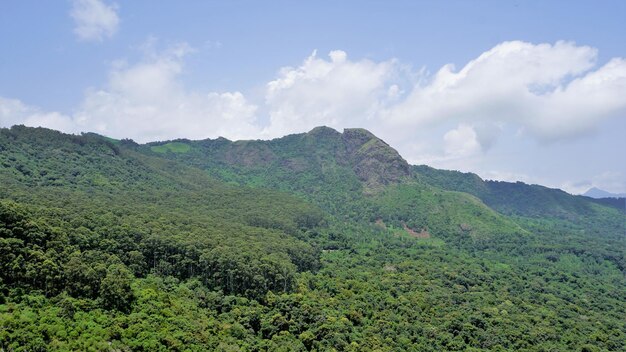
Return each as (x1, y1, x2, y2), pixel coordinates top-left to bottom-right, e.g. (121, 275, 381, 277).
(583, 187, 626, 199)
(341, 128, 409, 192)
(307, 126, 341, 137)
(300, 127, 410, 191)
(342, 127, 377, 139)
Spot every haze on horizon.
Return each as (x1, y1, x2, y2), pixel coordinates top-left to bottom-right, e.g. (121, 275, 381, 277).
(1, 0, 625, 194)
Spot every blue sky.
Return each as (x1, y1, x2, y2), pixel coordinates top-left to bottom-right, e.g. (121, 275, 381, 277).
(1, 0, 625, 194)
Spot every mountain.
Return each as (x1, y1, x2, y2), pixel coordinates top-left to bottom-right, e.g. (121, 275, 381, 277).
(1, 125, 625, 351)
(584, 187, 626, 199)
(143, 126, 410, 194)
(140, 127, 623, 239)
(412, 165, 625, 216)
(581, 188, 626, 212)
(139, 127, 528, 241)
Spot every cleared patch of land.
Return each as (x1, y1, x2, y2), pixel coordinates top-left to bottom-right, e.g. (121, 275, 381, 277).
(151, 142, 191, 153)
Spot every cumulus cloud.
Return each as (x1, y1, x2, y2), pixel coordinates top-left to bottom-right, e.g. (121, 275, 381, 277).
(561, 171, 626, 195)
(1, 46, 403, 146)
(384, 41, 626, 145)
(1, 42, 259, 142)
(263, 50, 398, 137)
(443, 124, 482, 157)
(73, 43, 259, 142)
(70, 0, 120, 42)
(0, 97, 76, 133)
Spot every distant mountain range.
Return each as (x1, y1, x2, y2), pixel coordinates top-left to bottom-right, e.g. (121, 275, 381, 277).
(583, 187, 626, 199)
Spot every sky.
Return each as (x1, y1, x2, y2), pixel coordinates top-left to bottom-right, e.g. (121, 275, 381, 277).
(1, 0, 625, 194)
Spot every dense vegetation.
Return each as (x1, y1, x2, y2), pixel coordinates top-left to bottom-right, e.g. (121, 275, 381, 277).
(1, 125, 624, 351)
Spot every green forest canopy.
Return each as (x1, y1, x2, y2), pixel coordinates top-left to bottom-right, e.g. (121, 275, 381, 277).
(1, 126, 624, 351)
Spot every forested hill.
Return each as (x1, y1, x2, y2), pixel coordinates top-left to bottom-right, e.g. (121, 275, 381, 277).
(413, 164, 625, 216)
(0, 126, 325, 301)
(1, 125, 625, 351)
(141, 126, 623, 238)
(142, 125, 625, 266)
(142, 126, 410, 194)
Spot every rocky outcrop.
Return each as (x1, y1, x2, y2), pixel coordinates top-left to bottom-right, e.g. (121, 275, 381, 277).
(341, 128, 410, 192)
(223, 141, 276, 167)
(182, 126, 411, 193)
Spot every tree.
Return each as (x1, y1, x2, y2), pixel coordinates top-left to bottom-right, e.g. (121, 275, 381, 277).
(100, 263, 134, 312)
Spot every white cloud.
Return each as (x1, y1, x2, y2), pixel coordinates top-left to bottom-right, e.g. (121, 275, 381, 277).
(4, 48, 400, 142)
(529, 57, 626, 139)
(0, 97, 31, 127)
(263, 50, 398, 137)
(1, 42, 258, 142)
(443, 124, 481, 158)
(7, 40, 622, 146)
(561, 171, 626, 195)
(72, 43, 259, 142)
(384, 41, 626, 145)
(0, 97, 76, 133)
(256, 41, 626, 174)
(70, 0, 120, 42)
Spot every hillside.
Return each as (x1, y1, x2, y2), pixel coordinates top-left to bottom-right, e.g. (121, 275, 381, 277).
(141, 127, 623, 245)
(1, 125, 625, 351)
(0, 126, 325, 300)
(141, 128, 504, 222)
(413, 165, 599, 218)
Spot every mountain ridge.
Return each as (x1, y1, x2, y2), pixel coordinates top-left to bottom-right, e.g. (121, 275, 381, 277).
(133, 125, 624, 244)
(583, 186, 626, 199)
(5, 124, 619, 211)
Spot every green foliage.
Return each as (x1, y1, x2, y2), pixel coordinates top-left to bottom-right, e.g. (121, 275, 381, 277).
(1, 126, 624, 351)
(99, 264, 134, 312)
(150, 141, 192, 154)
(412, 164, 609, 219)
(0, 126, 323, 304)
(372, 182, 524, 242)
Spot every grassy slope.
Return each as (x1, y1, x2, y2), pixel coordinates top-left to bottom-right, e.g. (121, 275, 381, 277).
(150, 141, 192, 154)
(412, 164, 626, 270)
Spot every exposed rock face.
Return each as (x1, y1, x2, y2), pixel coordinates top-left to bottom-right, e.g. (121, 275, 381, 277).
(341, 128, 410, 192)
(223, 141, 276, 167)
(306, 126, 343, 140)
(179, 125, 410, 193)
